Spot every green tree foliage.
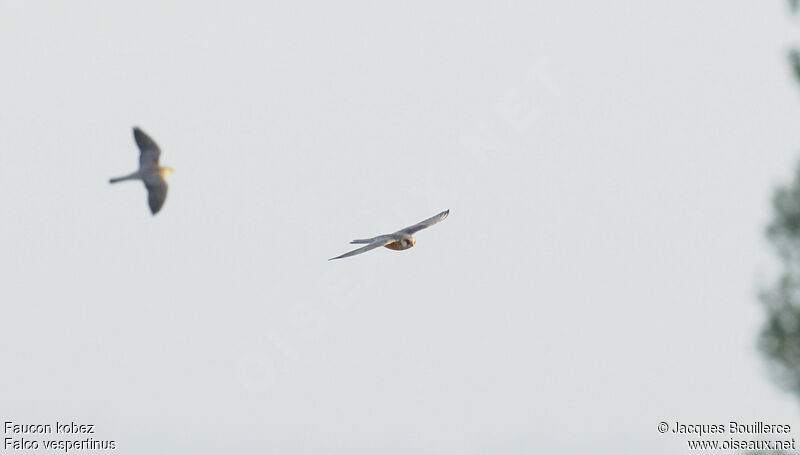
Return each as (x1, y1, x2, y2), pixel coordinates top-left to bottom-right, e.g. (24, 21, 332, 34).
(760, 163, 800, 394)
(758, 0, 800, 406)
(730, 7, 800, 455)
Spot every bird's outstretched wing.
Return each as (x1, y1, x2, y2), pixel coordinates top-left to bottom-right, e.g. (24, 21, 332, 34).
(134, 127, 161, 170)
(396, 209, 449, 235)
(329, 237, 394, 260)
(143, 174, 168, 215)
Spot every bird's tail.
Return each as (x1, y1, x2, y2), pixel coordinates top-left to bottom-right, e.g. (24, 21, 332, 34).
(350, 237, 376, 244)
(109, 172, 137, 184)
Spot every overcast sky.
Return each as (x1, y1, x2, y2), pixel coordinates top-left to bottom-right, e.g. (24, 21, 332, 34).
(2, 1, 800, 453)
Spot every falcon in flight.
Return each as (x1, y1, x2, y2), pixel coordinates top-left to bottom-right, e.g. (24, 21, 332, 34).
(329, 209, 449, 260)
(109, 127, 173, 215)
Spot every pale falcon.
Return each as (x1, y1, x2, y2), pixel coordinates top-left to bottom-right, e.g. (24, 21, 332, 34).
(330, 209, 449, 260)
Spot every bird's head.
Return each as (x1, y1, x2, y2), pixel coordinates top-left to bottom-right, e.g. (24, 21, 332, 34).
(159, 166, 175, 177)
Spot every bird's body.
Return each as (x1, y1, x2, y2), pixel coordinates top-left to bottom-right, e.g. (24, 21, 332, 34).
(109, 127, 172, 215)
(384, 235, 416, 251)
(329, 210, 448, 260)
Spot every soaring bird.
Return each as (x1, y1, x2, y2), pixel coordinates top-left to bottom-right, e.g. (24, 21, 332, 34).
(109, 127, 173, 215)
(329, 209, 449, 260)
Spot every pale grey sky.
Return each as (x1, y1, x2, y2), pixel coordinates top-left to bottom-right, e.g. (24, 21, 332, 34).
(2, 1, 800, 453)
